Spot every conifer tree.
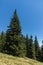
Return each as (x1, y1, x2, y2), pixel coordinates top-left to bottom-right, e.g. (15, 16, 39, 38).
(28, 36, 34, 59)
(41, 41, 43, 62)
(0, 31, 5, 52)
(18, 34, 26, 57)
(4, 10, 22, 56)
(34, 36, 40, 60)
(25, 34, 29, 57)
(26, 35, 34, 59)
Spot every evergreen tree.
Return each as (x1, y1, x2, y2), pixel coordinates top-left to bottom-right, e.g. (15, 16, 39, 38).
(26, 35, 34, 59)
(34, 36, 40, 60)
(0, 31, 6, 52)
(41, 41, 43, 62)
(4, 9, 22, 56)
(25, 34, 29, 57)
(37, 47, 41, 61)
(18, 34, 26, 57)
(28, 36, 34, 59)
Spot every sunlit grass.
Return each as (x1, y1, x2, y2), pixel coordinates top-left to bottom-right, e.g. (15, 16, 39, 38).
(0, 53, 43, 65)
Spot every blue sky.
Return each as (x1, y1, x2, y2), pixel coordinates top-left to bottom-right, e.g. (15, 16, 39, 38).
(0, 0, 43, 45)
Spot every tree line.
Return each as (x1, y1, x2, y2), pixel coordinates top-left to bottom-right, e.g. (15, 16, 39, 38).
(0, 10, 43, 62)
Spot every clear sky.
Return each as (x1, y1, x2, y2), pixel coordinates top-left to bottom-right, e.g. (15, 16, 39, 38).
(0, 0, 43, 45)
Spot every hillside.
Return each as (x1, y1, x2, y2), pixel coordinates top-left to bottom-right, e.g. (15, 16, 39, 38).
(0, 53, 43, 65)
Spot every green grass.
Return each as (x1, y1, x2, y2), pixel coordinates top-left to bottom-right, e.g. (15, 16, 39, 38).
(0, 53, 43, 65)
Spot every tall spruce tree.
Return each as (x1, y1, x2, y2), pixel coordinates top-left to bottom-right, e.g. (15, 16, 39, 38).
(4, 10, 22, 56)
(26, 35, 34, 59)
(34, 36, 40, 60)
(25, 34, 29, 57)
(0, 31, 6, 52)
(28, 36, 34, 59)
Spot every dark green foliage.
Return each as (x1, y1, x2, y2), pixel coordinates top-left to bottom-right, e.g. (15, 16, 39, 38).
(26, 35, 35, 59)
(32, 44, 36, 59)
(34, 36, 40, 60)
(0, 31, 6, 52)
(25, 34, 29, 57)
(37, 48, 41, 61)
(41, 41, 43, 62)
(28, 36, 34, 59)
(8, 9, 21, 35)
(4, 9, 26, 57)
(4, 9, 21, 56)
(18, 35, 26, 57)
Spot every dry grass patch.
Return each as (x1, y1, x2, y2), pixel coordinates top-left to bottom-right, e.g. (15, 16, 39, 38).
(0, 53, 43, 65)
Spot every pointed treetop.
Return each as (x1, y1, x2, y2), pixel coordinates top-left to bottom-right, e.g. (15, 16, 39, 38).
(14, 9, 17, 13)
(14, 9, 17, 16)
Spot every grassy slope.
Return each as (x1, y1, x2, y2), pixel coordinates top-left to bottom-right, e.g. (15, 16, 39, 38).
(0, 53, 43, 65)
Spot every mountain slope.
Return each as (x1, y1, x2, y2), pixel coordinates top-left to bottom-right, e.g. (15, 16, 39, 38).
(0, 53, 43, 65)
